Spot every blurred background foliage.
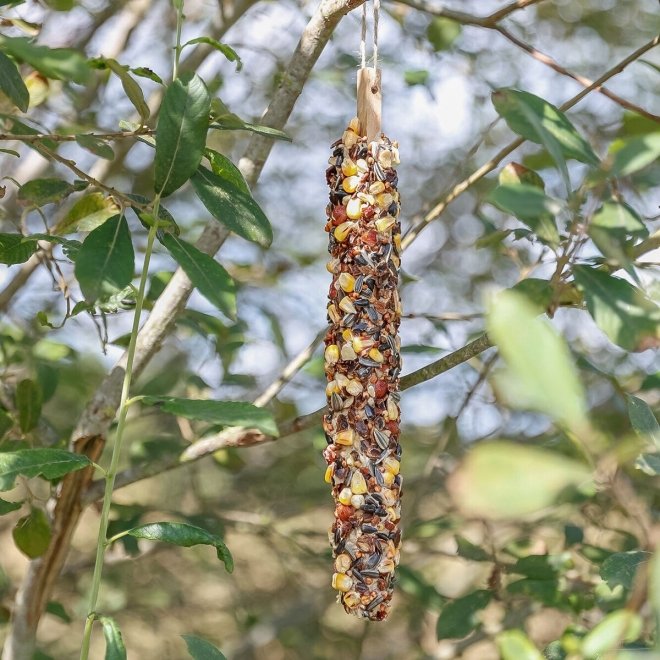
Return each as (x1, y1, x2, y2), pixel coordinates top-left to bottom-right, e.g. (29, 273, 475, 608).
(0, 0, 659, 658)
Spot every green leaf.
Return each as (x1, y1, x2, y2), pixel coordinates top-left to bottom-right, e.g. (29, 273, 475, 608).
(155, 73, 211, 197)
(610, 133, 660, 177)
(209, 99, 290, 141)
(447, 441, 591, 519)
(102, 58, 150, 124)
(182, 634, 227, 660)
(120, 522, 233, 572)
(507, 578, 560, 607)
(140, 396, 278, 437)
(591, 202, 648, 237)
(572, 266, 660, 351)
(28, 234, 80, 260)
(626, 395, 660, 449)
(397, 565, 446, 611)
(487, 184, 560, 246)
(12, 507, 51, 558)
(191, 165, 272, 247)
(436, 590, 492, 640)
(0, 497, 22, 515)
(511, 555, 558, 580)
(600, 551, 651, 591)
(0, 36, 90, 83)
(99, 616, 127, 660)
(55, 192, 119, 234)
(0, 233, 37, 264)
(0, 409, 13, 439)
(182, 37, 242, 71)
(581, 610, 642, 658)
(74, 215, 135, 302)
(127, 194, 179, 236)
(496, 630, 544, 660)
(130, 66, 163, 85)
(75, 134, 115, 160)
(160, 234, 236, 320)
(205, 149, 250, 194)
(45, 601, 71, 623)
(509, 279, 554, 313)
(492, 89, 599, 167)
(426, 17, 461, 51)
(15, 378, 41, 433)
(404, 69, 429, 86)
(635, 452, 660, 476)
(43, 0, 74, 9)
(454, 535, 490, 562)
(0, 50, 29, 111)
(18, 178, 76, 206)
(486, 290, 588, 429)
(498, 162, 545, 189)
(0, 448, 91, 491)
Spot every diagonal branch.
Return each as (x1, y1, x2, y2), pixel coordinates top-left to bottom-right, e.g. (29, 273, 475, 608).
(401, 35, 660, 249)
(85, 334, 494, 501)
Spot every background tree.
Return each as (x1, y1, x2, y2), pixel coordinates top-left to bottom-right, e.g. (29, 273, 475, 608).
(0, 0, 658, 658)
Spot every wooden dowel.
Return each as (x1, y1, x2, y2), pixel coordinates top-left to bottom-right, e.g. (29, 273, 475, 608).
(357, 67, 382, 142)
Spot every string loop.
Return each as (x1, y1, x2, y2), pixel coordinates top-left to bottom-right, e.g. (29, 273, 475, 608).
(360, 0, 380, 70)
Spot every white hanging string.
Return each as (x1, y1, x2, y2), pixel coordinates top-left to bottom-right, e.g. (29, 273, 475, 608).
(360, 0, 380, 70)
(373, 0, 380, 70)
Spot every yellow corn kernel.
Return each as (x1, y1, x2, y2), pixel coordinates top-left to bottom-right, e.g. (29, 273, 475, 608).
(390, 253, 400, 269)
(334, 221, 353, 242)
(342, 130, 358, 148)
(378, 149, 393, 168)
(342, 176, 360, 193)
(383, 470, 395, 487)
(324, 344, 339, 365)
(375, 192, 394, 209)
(379, 558, 396, 573)
(346, 379, 363, 396)
(368, 347, 384, 363)
(335, 429, 355, 446)
(375, 215, 396, 233)
(324, 465, 334, 483)
(338, 272, 356, 293)
(343, 591, 361, 608)
(335, 553, 352, 573)
(332, 572, 353, 592)
(346, 197, 363, 220)
(350, 471, 368, 494)
(348, 116, 360, 133)
(338, 487, 353, 504)
(386, 397, 399, 421)
(327, 304, 340, 323)
(383, 456, 400, 476)
(394, 233, 402, 252)
(341, 328, 353, 342)
(326, 258, 340, 273)
(341, 343, 357, 361)
(335, 372, 349, 389)
(369, 181, 385, 195)
(352, 336, 374, 354)
(325, 380, 339, 397)
(339, 297, 357, 314)
(341, 158, 358, 177)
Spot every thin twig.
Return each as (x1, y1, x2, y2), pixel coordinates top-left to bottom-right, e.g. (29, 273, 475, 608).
(495, 26, 660, 123)
(85, 333, 494, 500)
(0, 130, 154, 144)
(402, 35, 660, 249)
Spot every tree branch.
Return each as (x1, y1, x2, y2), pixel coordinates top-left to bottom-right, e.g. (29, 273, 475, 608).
(402, 35, 660, 249)
(2, 2, 367, 656)
(85, 333, 494, 501)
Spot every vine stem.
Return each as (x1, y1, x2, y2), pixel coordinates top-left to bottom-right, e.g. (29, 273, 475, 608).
(172, 0, 185, 81)
(79, 211, 160, 660)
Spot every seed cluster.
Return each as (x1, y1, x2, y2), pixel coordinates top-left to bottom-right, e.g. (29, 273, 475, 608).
(323, 117, 402, 621)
